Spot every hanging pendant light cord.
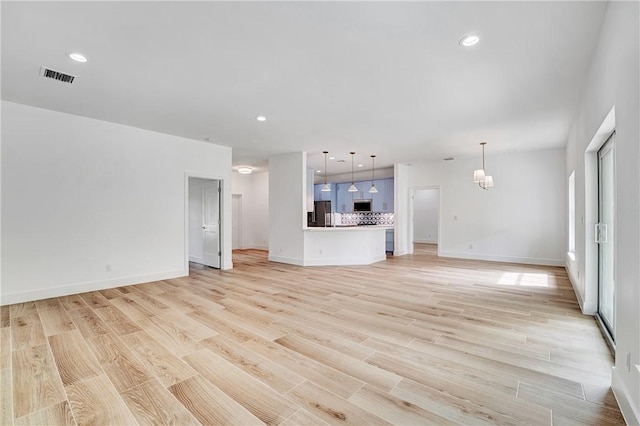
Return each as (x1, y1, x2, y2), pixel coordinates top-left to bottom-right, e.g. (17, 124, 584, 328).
(351, 151, 355, 185)
(323, 151, 328, 186)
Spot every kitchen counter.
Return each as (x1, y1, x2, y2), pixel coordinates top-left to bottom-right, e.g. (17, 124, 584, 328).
(301, 225, 390, 266)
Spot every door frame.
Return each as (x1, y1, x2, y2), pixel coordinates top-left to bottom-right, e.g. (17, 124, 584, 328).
(232, 194, 242, 250)
(596, 132, 616, 343)
(184, 172, 229, 272)
(583, 106, 616, 317)
(408, 185, 441, 255)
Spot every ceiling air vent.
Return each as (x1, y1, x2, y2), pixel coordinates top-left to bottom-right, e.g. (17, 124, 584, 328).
(39, 66, 75, 84)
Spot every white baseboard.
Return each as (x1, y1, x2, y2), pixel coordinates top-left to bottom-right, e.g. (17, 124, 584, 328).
(303, 254, 387, 266)
(1, 269, 187, 306)
(267, 255, 304, 266)
(189, 255, 204, 264)
(413, 239, 438, 244)
(612, 367, 640, 426)
(438, 250, 564, 267)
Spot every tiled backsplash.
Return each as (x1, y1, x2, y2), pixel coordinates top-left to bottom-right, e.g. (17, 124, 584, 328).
(340, 212, 394, 226)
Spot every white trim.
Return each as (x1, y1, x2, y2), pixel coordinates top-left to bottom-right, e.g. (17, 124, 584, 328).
(438, 250, 564, 267)
(413, 239, 438, 244)
(268, 255, 304, 266)
(612, 368, 640, 426)
(1, 269, 186, 306)
(243, 244, 269, 250)
(189, 256, 204, 264)
(302, 254, 387, 266)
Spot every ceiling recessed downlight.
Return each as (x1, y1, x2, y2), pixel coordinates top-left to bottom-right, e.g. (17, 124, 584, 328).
(256, 116, 266, 122)
(459, 35, 480, 47)
(69, 52, 88, 62)
(237, 166, 253, 174)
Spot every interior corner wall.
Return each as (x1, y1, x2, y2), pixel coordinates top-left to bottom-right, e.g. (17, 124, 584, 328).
(397, 148, 566, 266)
(1, 101, 232, 305)
(231, 171, 269, 250)
(564, 1, 640, 423)
(268, 152, 306, 265)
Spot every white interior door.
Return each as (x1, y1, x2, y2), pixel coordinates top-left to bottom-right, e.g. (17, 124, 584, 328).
(597, 134, 615, 340)
(202, 181, 221, 268)
(232, 194, 241, 250)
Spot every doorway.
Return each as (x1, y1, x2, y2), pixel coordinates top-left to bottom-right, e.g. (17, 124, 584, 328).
(232, 194, 242, 250)
(188, 177, 221, 269)
(409, 187, 440, 254)
(597, 132, 616, 341)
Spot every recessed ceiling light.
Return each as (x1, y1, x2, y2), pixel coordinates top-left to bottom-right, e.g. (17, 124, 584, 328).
(69, 52, 88, 62)
(329, 156, 335, 160)
(316, 170, 322, 173)
(459, 35, 480, 47)
(256, 116, 266, 122)
(237, 166, 253, 174)
(357, 164, 363, 168)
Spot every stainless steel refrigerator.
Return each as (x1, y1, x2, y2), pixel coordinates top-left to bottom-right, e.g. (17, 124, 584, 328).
(310, 201, 332, 227)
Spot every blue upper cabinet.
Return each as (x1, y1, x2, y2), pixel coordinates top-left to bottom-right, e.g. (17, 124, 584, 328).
(316, 178, 393, 212)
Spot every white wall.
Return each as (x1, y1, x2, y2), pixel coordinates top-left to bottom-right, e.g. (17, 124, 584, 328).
(231, 171, 269, 250)
(1, 101, 232, 305)
(397, 148, 566, 266)
(268, 152, 306, 265)
(565, 2, 639, 422)
(413, 188, 439, 244)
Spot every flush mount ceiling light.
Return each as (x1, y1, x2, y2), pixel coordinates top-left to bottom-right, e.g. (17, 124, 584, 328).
(68, 52, 88, 62)
(473, 142, 494, 190)
(321, 151, 331, 192)
(237, 166, 253, 174)
(348, 152, 358, 192)
(459, 35, 480, 47)
(256, 116, 266, 122)
(369, 155, 378, 194)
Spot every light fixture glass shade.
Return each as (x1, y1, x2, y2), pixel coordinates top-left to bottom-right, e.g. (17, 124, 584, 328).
(321, 183, 330, 192)
(483, 175, 494, 188)
(348, 183, 358, 192)
(369, 184, 378, 193)
(473, 169, 485, 183)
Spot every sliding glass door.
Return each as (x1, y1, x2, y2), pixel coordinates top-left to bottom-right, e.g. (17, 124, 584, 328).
(597, 133, 615, 340)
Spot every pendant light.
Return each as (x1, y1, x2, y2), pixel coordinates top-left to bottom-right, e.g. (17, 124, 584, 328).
(473, 142, 494, 190)
(348, 152, 358, 192)
(320, 151, 330, 192)
(369, 155, 378, 193)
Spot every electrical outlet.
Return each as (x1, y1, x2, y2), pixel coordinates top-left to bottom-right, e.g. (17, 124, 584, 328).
(469, 244, 473, 249)
(319, 249, 323, 254)
(106, 265, 112, 272)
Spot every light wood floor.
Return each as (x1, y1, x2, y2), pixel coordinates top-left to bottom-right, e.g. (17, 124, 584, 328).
(0, 244, 624, 425)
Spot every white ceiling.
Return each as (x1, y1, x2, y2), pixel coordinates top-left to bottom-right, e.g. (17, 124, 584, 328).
(1, 1, 607, 174)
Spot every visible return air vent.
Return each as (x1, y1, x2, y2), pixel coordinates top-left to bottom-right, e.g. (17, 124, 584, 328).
(40, 66, 75, 84)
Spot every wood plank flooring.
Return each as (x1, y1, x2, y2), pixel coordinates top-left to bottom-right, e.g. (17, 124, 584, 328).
(0, 245, 624, 425)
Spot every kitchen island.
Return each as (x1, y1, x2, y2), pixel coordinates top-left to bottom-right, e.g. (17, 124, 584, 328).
(302, 226, 392, 266)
